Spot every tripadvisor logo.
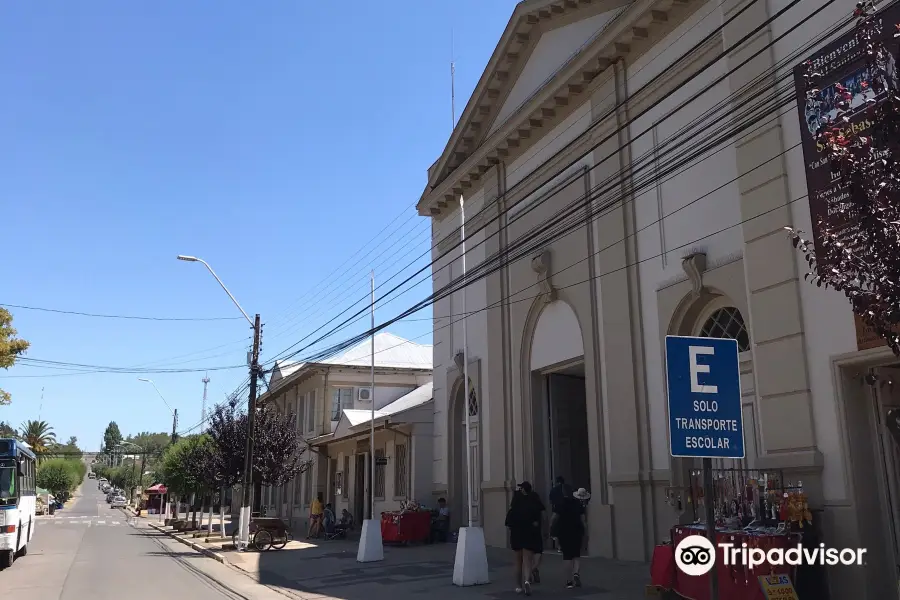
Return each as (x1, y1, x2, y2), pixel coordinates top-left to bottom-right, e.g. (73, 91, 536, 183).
(674, 534, 867, 576)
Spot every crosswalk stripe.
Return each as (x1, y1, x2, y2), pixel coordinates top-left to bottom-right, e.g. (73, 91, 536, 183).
(97, 521, 105, 524)
(112, 521, 120, 525)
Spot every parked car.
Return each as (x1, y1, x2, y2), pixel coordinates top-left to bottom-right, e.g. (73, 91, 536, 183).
(110, 496, 127, 509)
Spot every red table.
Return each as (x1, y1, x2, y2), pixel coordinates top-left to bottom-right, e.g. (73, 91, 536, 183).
(380, 510, 432, 544)
(651, 526, 798, 600)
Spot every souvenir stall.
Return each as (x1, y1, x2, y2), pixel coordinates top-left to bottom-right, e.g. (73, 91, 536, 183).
(381, 500, 432, 544)
(650, 469, 819, 600)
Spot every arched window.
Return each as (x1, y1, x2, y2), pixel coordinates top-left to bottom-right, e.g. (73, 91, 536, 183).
(467, 386, 479, 417)
(699, 306, 751, 352)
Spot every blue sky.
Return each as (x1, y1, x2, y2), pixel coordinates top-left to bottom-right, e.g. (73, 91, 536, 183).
(0, 1, 518, 448)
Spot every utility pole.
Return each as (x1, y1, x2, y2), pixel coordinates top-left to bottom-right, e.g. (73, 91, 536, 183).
(138, 451, 147, 513)
(171, 409, 178, 444)
(201, 374, 210, 432)
(237, 314, 262, 551)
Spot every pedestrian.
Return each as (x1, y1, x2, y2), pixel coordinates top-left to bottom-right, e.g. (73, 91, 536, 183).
(556, 485, 586, 588)
(505, 481, 545, 596)
(549, 476, 564, 550)
(307, 493, 324, 539)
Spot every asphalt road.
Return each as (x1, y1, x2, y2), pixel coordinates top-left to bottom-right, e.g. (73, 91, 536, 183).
(1, 477, 277, 600)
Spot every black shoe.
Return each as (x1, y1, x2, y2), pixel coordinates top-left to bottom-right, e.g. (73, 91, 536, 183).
(573, 573, 581, 588)
(532, 568, 540, 584)
(566, 581, 574, 589)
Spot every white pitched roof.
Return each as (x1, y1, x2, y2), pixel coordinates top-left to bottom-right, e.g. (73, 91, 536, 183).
(322, 332, 432, 369)
(339, 382, 434, 430)
(268, 333, 432, 392)
(377, 381, 434, 415)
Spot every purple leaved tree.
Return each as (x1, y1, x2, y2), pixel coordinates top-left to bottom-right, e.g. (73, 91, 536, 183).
(788, 1, 900, 353)
(251, 405, 311, 511)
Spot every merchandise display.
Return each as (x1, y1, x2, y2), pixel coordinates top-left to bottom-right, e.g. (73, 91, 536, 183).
(651, 469, 815, 600)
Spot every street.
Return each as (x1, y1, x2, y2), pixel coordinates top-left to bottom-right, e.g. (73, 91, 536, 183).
(1, 478, 283, 600)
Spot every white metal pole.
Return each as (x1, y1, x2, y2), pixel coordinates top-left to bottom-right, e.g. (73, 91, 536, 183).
(460, 195, 474, 528)
(370, 271, 376, 521)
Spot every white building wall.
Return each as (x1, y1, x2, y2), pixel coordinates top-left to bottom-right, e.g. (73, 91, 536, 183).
(507, 102, 593, 190)
(624, 1, 743, 470)
(432, 235, 453, 489)
(771, 0, 858, 502)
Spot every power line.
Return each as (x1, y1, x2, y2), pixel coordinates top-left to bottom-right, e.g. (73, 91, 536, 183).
(265, 3, 848, 368)
(0, 303, 244, 321)
(265, 1, 837, 367)
(247, 0, 737, 345)
(260, 0, 806, 366)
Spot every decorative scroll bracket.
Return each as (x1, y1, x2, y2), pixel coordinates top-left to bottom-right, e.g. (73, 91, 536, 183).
(681, 252, 707, 299)
(531, 250, 557, 304)
(453, 351, 465, 373)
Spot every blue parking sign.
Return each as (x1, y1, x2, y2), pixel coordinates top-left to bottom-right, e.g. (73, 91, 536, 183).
(666, 335, 744, 459)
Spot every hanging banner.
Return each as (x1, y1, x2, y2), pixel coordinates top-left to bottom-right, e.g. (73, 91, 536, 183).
(793, 4, 900, 349)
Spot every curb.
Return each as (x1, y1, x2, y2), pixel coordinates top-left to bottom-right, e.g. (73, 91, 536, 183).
(149, 522, 230, 565)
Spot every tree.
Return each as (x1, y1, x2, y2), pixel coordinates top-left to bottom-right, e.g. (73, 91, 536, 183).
(21, 420, 56, 457)
(0, 308, 29, 406)
(205, 403, 309, 511)
(102, 422, 122, 458)
(788, 2, 900, 353)
(50, 436, 82, 460)
(0, 422, 15, 438)
(252, 405, 310, 489)
(206, 404, 246, 490)
(36, 457, 84, 500)
(125, 431, 171, 463)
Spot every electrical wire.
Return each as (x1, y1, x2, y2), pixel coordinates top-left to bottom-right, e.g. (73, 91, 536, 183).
(260, 0, 822, 366)
(4, 2, 850, 385)
(0, 302, 244, 321)
(265, 0, 844, 367)
(247, 0, 739, 344)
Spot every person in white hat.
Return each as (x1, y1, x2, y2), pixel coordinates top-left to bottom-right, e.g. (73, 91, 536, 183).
(556, 485, 587, 588)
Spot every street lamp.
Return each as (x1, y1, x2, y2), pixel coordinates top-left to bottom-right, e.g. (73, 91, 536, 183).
(138, 378, 178, 443)
(178, 254, 261, 552)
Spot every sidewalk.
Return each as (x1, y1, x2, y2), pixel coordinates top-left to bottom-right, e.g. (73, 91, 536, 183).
(147, 519, 650, 600)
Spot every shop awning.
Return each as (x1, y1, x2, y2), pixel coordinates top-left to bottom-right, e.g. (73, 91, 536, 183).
(146, 484, 167, 494)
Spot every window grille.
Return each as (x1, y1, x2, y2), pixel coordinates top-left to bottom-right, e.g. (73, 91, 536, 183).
(342, 456, 350, 499)
(467, 386, 479, 416)
(394, 444, 408, 497)
(700, 307, 751, 352)
(374, 448, 386, 498)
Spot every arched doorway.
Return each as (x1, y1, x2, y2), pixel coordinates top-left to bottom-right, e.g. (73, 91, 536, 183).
(528, 300, 590, 501)
(449, 376, 480, 531)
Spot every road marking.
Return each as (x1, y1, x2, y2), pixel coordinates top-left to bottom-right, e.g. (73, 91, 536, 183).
(112, 521, 120, 525)
(97, 521, 106, 525)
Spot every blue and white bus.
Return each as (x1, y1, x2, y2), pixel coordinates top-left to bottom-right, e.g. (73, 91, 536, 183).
(0, 439, 36, 569)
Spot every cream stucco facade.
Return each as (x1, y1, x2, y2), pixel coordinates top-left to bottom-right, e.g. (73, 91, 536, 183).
(251, 333, 433, 535)
(417, 0, 899, 597)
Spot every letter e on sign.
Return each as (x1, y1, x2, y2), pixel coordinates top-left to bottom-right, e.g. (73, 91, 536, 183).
(689, 346, 717, 393)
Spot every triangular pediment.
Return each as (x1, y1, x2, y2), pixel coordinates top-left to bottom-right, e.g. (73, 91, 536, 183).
(421, 0, 632, 201)
(487, 7, 627, 135)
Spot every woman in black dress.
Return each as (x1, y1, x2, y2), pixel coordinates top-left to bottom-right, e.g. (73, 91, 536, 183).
(555, 485, 586, 588)
(505, 481, 545, 595)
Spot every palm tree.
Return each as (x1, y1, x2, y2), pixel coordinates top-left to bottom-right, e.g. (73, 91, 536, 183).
(20, 420, 56, 457)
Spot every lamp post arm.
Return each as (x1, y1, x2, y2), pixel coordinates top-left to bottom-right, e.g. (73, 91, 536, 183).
(147, 381, 176, 417)
(194, 258, 253, 326)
